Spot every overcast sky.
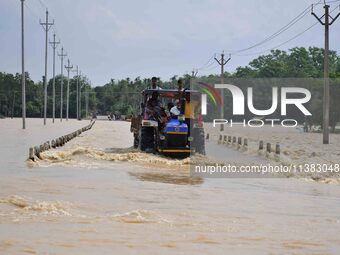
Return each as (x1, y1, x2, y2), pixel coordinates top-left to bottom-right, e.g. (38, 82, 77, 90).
(1, 0, 340, 86)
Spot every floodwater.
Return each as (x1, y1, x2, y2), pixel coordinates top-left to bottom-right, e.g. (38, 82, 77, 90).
(0, 118, 340, 255)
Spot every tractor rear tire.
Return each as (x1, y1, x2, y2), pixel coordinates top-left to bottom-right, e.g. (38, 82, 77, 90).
(140, 127, 155, 152)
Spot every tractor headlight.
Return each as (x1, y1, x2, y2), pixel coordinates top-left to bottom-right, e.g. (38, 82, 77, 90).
(178, 115, 185, 121)
(188, 136, 194, 142)
(160, 135, 166, 140)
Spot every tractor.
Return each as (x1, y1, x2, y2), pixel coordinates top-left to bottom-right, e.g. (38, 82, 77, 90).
(130, 89, 205, 158)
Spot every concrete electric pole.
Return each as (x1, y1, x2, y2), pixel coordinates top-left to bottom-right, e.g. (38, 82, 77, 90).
(73, 66, 79, 120)
(214, 52, 231, 131)
(58, 47, 67, 122)
(40, 9, 54, 125)
(65, 59, 73, 121)
(191, 69, 198, 78)
(21, 0, 26, 129)
(79, 71, 82, 120)
(85, 88, 89, 120)
(190, 69, 198, 89)
(312, 4, 340, 144)
(49, 33, 60, 123)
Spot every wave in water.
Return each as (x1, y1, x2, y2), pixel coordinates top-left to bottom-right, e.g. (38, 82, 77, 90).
(33, 146, 212, 169)
(110, 209, 171, 224)
(0, 195, 72, 216)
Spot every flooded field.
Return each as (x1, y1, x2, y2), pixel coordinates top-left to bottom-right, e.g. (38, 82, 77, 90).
(1, 118, 340, 254)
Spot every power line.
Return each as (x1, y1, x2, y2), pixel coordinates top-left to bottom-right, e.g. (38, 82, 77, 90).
(24, 1, 69, 72)
(202, 58, 219, 70)
(23, 2, 41, 23)
(226, 0, 325, 55)
(325, 0, 340, 4)
(234, 22, 319, 57)
(197, 54, 215, 70)
(196, 1, 328, 73)
(230, 8, 311, 54)
(234, 6, 339, 57)
(204, 62, 220, 71)
(36, 0, 47, 12)
(28, 0, 69, 61)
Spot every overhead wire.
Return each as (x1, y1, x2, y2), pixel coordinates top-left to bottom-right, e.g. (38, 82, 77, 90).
(195, 1, 325, 73)
(234, 23, 319, 56)
(27, 0, 77, 75)
(234, 5, 340, 57)
(204, 63, 220, 72)
(197, 54, 215, 70)
(325, 0, 340, 4)
(224, 0, 326, 55)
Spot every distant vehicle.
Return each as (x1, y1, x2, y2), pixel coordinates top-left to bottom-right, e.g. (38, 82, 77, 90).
(130, 89, 205, 158)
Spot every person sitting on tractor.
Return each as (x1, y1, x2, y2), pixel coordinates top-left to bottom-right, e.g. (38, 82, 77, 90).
(144, 100, 154, 120)
(144, 92, 162, 118)
(158, 107, 169, 129)
(170, 100, 181, 117)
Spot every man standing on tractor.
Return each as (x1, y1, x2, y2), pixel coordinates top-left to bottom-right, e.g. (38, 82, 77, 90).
(150, 77, 162, 90)
(184, 91, 198, 136)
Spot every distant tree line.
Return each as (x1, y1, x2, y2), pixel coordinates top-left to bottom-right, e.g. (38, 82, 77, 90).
(0, 47, 339, 129)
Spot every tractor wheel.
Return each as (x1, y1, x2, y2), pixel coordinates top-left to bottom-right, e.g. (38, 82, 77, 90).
(139, 127, 155, 152)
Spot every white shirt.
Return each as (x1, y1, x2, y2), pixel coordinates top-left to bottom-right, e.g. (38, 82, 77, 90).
(170, 106, 181, 116)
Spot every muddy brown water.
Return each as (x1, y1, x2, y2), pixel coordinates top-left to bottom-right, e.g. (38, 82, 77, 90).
(0, 118, 340, 254)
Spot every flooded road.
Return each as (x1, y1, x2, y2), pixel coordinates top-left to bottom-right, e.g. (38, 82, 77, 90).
(1, 118, 340, 254)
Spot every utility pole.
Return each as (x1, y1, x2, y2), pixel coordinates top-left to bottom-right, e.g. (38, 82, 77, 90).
(79, 71, 82, 120)
(312, 4, 340, 144)
(21, 0, 26, 129)
(49, 33, 60, 123)
(11, 91, 16, 119)
(65, 59, 73, 121)
(190, 68, 198, 89)
(85, 87, 89, 120)
(58, 47, 67, 122)
(214, 52, 231, 131)
(73, 66, 79, 120)
(191, 69, 198, 78)
(40, 9, 54, 125)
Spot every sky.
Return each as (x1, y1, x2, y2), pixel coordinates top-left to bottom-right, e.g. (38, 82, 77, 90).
(1, 0, 340, 86)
